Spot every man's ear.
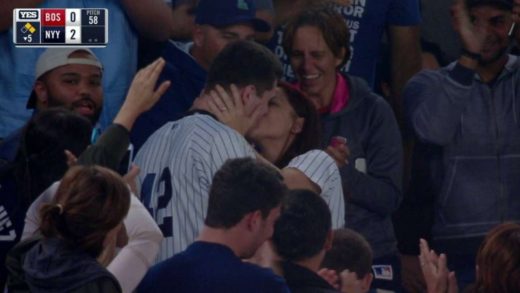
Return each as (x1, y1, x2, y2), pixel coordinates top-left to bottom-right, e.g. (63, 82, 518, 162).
(324, 229, 334, 250)
(241, 85, 256, 103)
(361, 273, 373, 293)
(241, 85, 258, 115)
(290, 117, 304, 134)
(33, 80, 49, 107)
(192, 25, 205, 47)
(245, 210, 262, 232)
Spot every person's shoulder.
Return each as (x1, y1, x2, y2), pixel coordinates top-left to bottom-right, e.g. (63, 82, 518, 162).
(347, 75, 392, 110)
(139, 121, 179, 145)
(150, 254, 186, 275)
(137, 254, 188, 292)
(287, 150, 336, 174)
(239, 262, 289, 290)
(293, 149, 330, 163)
(190, 114, 243, 138)
(70, 276, 121, 293)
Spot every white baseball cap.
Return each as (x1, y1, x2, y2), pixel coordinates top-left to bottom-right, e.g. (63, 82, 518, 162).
(27, 48, 103, 109)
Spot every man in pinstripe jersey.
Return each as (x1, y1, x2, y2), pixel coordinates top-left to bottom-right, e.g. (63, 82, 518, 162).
(133, 40, 282, 262)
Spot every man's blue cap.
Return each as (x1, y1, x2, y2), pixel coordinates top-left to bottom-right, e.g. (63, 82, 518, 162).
(195, 0, 271, 32)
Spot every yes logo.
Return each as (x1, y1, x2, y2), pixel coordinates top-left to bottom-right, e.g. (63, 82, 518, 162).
(18, 10, 38, 20)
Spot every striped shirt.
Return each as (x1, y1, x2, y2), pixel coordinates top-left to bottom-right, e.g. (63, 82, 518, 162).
(286, 150, 345, 229)
(134, 113, 255, 262)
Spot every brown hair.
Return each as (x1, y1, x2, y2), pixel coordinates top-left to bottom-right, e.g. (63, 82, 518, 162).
(474, 222, 520, 293)
(282, 6, 350, 69)
(275, 81, 321, 168)
(205, 158, 287, 228)
(206, 40, 282, 95)
(39, 165, 130, 258)
(11, 108, 92, 204)
(321, 228, 373, 278)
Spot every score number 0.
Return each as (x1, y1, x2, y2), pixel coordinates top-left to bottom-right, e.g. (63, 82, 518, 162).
(65, 9, 81, 44)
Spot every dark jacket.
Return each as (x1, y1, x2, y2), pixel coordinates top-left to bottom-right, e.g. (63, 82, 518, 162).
(404, 56, 520, 253)
(279, 261, 339, 293)
(131, 41, 207, 151)
(5, 237, 121, 293)
(0, 174, 25, 289)
(321, 74, 403, 258)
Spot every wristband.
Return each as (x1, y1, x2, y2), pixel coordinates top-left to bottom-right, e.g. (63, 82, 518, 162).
(461, 48, 481, 61)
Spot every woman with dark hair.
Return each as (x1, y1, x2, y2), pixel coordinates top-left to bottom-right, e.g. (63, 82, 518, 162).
(248, 81, 321, 168)
(282, 7, 403, 291)
(0, 108, 92, 287)
(208, 81, 345, 229)
(13, 109, 92, 202)
(6, 165, 131, 292)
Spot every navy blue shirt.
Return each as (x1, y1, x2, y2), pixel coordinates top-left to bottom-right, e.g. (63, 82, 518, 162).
(137, 241, 290, 293)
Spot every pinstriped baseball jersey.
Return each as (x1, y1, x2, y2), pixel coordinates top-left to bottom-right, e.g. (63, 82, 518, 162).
(133, 113, 255, 262)
(286, 150, 346, 229)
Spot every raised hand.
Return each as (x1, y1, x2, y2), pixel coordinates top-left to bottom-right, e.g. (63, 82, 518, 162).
(114, 58, 171, 131)
(317, 268, 340, 289)
(123, 164, 140, 197)
(64, 149, 78, 167)
(451, 0, 485, 55)
(419, 239, 458, 293)
(207, 84, 260, 135)
(325, 136, 350, 168)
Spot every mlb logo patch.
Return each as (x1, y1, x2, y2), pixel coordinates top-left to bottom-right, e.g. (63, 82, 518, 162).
(372, 265, 393, 280)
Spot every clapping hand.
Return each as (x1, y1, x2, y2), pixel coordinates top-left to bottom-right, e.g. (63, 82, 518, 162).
(419, 239, 458, 293)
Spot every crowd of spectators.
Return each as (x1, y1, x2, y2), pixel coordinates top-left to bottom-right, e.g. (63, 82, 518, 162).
(2, 0, 520, 292)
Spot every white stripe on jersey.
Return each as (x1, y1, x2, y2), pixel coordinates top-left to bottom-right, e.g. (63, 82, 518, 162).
(133, 113, 255, 262)
(286, 150, 346, 229)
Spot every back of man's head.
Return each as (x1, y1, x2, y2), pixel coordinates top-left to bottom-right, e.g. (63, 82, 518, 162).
(272, 189, 332, 262)
(321, 228, 373, 279)
(205, 158, 287, 228)
(205, 40, 282, 95)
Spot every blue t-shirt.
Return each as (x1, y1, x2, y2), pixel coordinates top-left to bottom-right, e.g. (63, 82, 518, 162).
(137, 241, 290, 293)
(0, 0, 137, 138)
(267, 0, 421, 88)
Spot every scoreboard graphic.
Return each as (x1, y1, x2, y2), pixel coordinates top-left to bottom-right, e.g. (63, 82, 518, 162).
(13, 8, 108, 47)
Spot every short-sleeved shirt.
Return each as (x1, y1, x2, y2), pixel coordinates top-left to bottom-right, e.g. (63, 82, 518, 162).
(267, 0, 421, 87)
(133, 112, 255, 261)
(286, 150, 345, 229)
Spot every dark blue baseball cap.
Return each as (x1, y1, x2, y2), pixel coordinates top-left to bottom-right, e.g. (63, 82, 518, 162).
(195, 0, 271, 32)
